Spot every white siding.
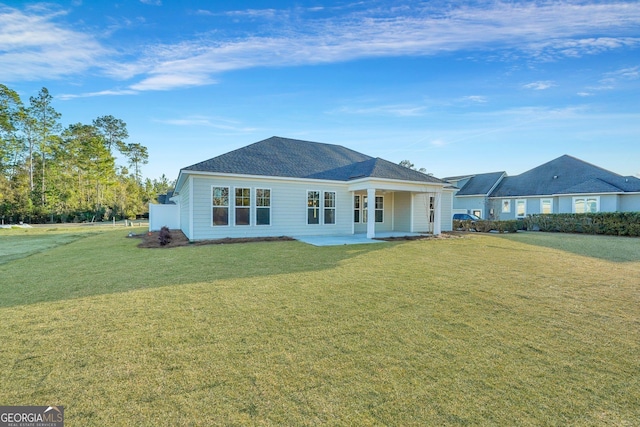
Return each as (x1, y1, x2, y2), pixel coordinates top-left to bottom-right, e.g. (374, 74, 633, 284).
(179, 179, 191, 239)
(440, 191, 453, 232)
(190, 176, 353, 240)
(413, 193, 430, 232)
(393, 192, 412, 232)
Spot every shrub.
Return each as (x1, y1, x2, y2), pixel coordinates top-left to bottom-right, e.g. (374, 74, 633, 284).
(159, 226, 172, 246)
(527, 212, 640, 237)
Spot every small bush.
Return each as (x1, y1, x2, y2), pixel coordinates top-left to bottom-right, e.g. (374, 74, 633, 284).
(159, 226, 172, 246)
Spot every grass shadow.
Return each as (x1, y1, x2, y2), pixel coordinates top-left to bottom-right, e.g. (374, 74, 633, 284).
(494, 231, 640, 263)
(0, 228, 390, 308)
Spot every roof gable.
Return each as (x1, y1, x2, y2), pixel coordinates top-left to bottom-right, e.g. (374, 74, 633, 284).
(455, 172, 505, 196)
(181, 136, 445, 184)
(491, 155, 639, 197)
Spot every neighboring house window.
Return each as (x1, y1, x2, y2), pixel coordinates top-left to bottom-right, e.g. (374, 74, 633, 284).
(362, 195, 384, 223)
(375, 196, 384, 223)
(516, 199, 526, 218)
(324, 191, 336, 224)
(212, 187, 229, 226)
(541, 198, 553, 214)
(502, 199, 511, 213)
(472, 209, 481, 219)
(256, 188, 271, 226)
(573, 196, 599, 213)
(235, 188, 251, 225)
(307, 191, 320, 224)
(354, 195, 361, 223)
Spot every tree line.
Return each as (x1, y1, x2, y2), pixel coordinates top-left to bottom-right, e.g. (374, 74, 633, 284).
(0, 85, 172, 224)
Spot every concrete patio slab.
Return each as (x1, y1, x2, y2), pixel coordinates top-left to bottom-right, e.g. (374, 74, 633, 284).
(294, 232, 428, 246)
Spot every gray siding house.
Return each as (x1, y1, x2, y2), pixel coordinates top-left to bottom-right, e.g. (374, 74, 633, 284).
(446, 155, 640, 220)
(158, 137, 454, 240)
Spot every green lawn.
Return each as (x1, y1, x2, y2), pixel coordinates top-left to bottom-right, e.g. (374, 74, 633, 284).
(1, 228, 638, 425)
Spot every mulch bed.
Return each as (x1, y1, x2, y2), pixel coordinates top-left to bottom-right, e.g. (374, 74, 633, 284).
(132, 229, 465, 248)
(132, 230, 294, 248)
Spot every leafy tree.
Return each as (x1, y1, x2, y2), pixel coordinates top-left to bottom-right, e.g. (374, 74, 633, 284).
(27, 88, 61, 208)
(93, 115, 129, 155)
(399, 159, 427, 174)
(121, 142, 149, 184)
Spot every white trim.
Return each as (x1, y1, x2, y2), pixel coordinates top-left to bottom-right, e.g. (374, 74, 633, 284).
(233, 186, 251, 226)
(306, 190, 321, 225)
(255, 187, 272, 227)
(540, 198, 553, 214)
(211, 185, 230, 227)
(188, 175, 194, 238)
(572, 195, 600, 213)
(501, 199, 511, 213)
(515, 199, 527, 218)
(367, 188, 376, 238)
(323, 190, 337, 225)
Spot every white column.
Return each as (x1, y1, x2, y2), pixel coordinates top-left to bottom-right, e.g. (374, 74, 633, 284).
(367, 188, 376, 238)
(433, 191, 442, 236)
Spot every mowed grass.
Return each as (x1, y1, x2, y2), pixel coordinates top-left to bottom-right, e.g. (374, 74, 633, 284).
(0, 229, 639, 425)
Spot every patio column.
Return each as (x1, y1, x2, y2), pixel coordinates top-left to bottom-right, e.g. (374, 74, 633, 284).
(367, 188, 376, 239)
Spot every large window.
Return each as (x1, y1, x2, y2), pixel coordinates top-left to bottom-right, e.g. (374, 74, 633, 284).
(354, 195, 361, 223)
(502, 199, 511, 213)
(324, 191, 336, 224)
(256, 188, 271, 225)
(375, 196, 384, 223)
(212, 187, 229, 226)
(307, 191, 320, 224)
(516, 199, 526, 218)
(235, 188, 251, 225)
(573, 196, 599, 213)
(540, 198, 553, 214)
(362, 195, 384, 223)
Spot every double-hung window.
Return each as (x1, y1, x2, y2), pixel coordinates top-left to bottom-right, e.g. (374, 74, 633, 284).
(516, 199, 526, 218)
(354, 195, 361, 223)
(573, 196, 599, 213)
(212, 187, 229, 226)
(540, 198, 553, 214)
(256, 189, 271, 225)
(324, 192, 336, 224)
(502, 199, 511, 214)
(235, 188, 251, 225)
(362, 195, 384, 223)
(307, 191, 320, 224)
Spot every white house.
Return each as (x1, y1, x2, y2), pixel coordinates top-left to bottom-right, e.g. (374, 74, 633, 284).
(152, 136, 454, 240)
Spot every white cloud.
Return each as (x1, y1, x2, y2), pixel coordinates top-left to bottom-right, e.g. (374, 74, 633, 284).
(0, 5, 110, 82)
(331, 104, 426, 117)
(4, 2, 640, 92)
(462, 96, 488, 103)
(577, 91, 594, 97)
(523, 81, 556, 90)
(157, 115, 257, 132)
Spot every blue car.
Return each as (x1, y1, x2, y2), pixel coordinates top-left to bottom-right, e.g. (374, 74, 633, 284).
(453, 213, 482, 221)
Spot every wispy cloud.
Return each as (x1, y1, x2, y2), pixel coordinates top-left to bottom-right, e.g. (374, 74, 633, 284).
(0, 4, 109, 82)
(462, 96, 488, 103)
(331, 104, 426, 117)
(3, 2, 640, 93)
(156, 115, 257, 132)
(523, 81, 556, 90)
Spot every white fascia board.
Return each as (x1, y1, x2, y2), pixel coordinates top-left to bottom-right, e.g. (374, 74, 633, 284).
(348, 178, 447, 192)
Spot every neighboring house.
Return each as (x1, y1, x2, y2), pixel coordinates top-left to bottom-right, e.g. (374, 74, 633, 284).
(152, 136, 454, 240)
(446, 155, 640, 220)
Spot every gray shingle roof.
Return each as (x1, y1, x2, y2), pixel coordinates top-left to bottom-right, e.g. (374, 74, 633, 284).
(454, 172, 505, 196)
(182, 136, 445, 184)
(491, 155, 640, 197)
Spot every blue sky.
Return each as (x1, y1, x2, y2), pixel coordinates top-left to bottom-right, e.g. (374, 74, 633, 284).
(2, 0, 639, 181)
